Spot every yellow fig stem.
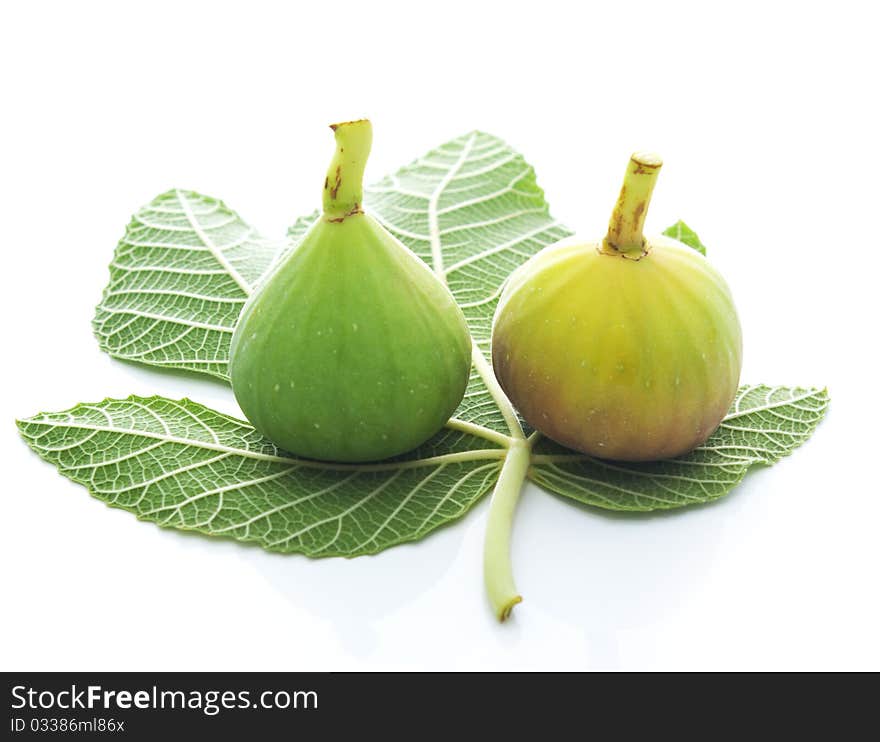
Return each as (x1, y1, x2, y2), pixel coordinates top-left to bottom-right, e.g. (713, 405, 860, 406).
(323, 119, 372, 220)
(484, 439, 531, 621)
(604, 152, 663, 254)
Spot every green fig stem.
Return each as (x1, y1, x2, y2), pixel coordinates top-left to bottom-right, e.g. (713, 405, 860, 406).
(604, 152, 663, 254)
(323, 119, 372, 220)
(484, 438, 532, 621)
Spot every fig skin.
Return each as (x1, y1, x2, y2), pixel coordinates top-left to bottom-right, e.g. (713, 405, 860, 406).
(491, 156, 742, 461)
(230, 121, 471, 462)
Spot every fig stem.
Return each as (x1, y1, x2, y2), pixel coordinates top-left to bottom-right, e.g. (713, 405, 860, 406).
(323, 119, 372, 219)
(604, 152, 663, 253)
(484, 439, 531, 621)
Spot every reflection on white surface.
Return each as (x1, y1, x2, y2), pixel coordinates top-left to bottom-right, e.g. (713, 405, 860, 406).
(245, 510, 467, 658)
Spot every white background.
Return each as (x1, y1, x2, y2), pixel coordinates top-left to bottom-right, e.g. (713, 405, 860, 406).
(1, 1, 877, 671)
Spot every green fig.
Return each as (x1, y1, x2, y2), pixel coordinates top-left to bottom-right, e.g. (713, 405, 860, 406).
(230, 120, 471, 462)
(491, 153, 743, 461)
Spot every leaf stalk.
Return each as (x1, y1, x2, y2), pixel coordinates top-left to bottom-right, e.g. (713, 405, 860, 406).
(484, 437, 532, 621)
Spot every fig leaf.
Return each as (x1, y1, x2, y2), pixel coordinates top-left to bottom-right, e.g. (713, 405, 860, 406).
(17, 396, 504, 556)
(662, 219, 707, 255)
(530, 385, 830, 511)
(93, 189, 284, 380)
(18, 386, 828, 554)
(21, 132, 828, 580)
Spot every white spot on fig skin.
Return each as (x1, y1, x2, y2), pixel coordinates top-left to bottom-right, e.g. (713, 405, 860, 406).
(273, 383, 280, 392)
(250, 333, 258, 340)
(352, 323, 359, 332)
(381, 433, 388, 440)
(289, 380, 296, 389)
(313, 423, 321, 429)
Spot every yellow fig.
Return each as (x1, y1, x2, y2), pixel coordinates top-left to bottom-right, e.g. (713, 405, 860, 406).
(491, 153, 742, 460)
